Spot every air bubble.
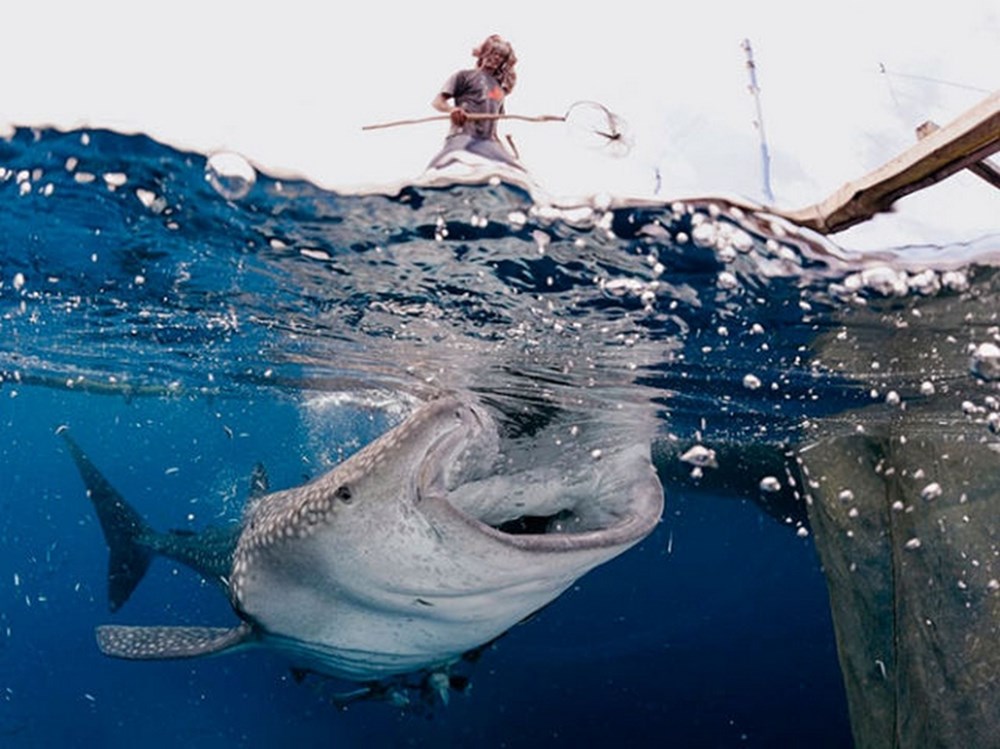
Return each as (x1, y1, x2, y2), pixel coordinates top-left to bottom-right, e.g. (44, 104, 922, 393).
(717, 271, 738, 290)
(970, 342, 1000, 381)
(680, 445, 717, 469)
(920, 482, 942, 501)
(759, 476, 781, 493)
(205, 151, 256, 200)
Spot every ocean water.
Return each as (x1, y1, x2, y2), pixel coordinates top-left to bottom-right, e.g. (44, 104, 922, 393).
(1, 127, 998, 748)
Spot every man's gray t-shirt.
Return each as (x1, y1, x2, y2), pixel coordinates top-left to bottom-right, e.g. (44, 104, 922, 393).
(440, 68, 505, 140)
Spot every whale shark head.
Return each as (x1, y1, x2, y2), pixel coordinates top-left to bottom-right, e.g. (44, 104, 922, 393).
(229, 392, 663, 680)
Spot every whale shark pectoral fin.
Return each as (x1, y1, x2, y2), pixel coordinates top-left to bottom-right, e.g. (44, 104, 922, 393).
(96, 622, 254, 660)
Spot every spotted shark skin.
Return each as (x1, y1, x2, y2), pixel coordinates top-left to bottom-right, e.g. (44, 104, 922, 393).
(65, 393, 664, 681)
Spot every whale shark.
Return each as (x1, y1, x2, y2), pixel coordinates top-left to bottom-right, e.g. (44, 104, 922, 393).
(63, 393, 663, 682)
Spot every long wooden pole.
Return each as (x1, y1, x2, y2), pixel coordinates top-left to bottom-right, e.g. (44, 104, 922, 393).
(779, 90, 1000, 234)
(916, 120, 1000, 190)
(363, 112, 565, 131)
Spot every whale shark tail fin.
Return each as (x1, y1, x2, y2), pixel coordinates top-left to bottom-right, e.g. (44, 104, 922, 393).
(59, 430, 154, 612)
(96, 622, 254, 659)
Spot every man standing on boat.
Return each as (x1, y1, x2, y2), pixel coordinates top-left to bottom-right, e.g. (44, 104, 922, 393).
(428, 34, 523, 170)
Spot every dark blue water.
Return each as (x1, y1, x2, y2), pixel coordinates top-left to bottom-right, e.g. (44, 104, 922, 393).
(1, 126, 996, 747)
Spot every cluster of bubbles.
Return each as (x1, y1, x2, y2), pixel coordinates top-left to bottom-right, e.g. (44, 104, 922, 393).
(831, 265, 970, 299)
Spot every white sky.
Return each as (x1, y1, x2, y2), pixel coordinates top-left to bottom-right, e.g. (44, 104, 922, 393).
(3, 0, 998, 249)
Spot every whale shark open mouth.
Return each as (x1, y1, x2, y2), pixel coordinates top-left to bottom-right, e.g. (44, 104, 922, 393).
(493, 510, 577, 535)
(408, 399, 655, 548)
(404, 397, 664, 552)
(428, 438, 662, 552)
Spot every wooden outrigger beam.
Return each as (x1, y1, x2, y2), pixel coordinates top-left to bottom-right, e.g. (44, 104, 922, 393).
(916, 119, 1000, 190)
(779, 90, 1000, 234)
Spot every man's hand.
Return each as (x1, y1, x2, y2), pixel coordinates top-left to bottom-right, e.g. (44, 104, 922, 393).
(450, 108, 468, 126)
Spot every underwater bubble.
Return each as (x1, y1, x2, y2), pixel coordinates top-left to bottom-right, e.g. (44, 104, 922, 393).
(842, 266, 909, 297)
(103, 172, 127, 190)
(759, 476, 781, 493)
(136, 188, 155, 207)
(680, 445, 717, 469)
(908, 269, 940, 296)
(135, 188, 168, 214)
(717, 271, 738, 290)
(205, 151, 256, 200)
(970, 342, 1000, 381)
(988, 413, 1000, 434)
(961, 400, 982, 415)
(904, 538, 922, 550)
(920, 482, 942, 501)
(691, 222, 717, 248)
(919, 381, 936, 396)
(863, 267, 910, 296)
(941, 270, 970, 292)
(732, 229, 753, 253)
(300, 248, 332, 261)
(742, 373, 762, 390)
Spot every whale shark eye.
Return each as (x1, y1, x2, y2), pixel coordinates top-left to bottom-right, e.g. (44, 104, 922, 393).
(334, 485, 353, 504)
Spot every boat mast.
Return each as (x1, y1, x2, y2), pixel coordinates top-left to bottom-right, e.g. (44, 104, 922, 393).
(741, 39, 775, 204)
